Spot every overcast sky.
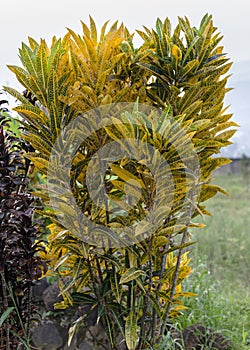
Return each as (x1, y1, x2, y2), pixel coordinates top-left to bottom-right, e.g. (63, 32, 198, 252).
(0, 0, 249, 88)
(0, 0, 249, 155)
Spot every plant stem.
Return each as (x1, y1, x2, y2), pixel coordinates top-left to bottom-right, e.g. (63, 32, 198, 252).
(160, 190, 195, 336)
(95, 255, 104, 284)
(151, 239, 171, 341)
(137, 237, 153, 350)
(87, 257, 99, 299)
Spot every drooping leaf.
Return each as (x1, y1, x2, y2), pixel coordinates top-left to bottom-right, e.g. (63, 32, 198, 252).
(120, 267, 146, 284)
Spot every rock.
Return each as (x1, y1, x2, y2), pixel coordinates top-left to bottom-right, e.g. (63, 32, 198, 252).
(31, 322, 63, 350)
(171, 323, 231, 350)
(182, 323, 206, 349)
(42, 281, 63, 310)
(180, 323, 231, 350)
(78, 340, 93, 350)
(211, 331, 232, 350)
(32, 278, 49, 299)
(77, 305, 98, 326)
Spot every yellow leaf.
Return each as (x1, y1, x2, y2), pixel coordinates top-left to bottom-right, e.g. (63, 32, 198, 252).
(120, 267, 145, 284)
(153, 236, 169, 249)
(125, 312, 137, 350)
(110, 164, 145, 189)
(189, 222, 206, 228)
(172, 44, 182, 61)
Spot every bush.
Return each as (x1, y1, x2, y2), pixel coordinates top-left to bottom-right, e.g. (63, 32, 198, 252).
(5, 14, 236, 349)
(0, 96, 47, 349)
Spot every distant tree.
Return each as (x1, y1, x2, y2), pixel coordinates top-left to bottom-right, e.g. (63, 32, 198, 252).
(241, 153, 250, 190)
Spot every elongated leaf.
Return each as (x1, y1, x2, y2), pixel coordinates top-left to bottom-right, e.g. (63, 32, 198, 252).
(0, 307, 15, 327)
(166, 241, 196, 253)
(111, 164, 145, 189)
(68, 316, 84, 346)
(89, 15, 98, 43)
(19, 42, 37, 77)
(125, 312, 137, 350)
(54, 253, 71, 270)
(153, 236, 169, 249)
(110, 273, 122, 303)
(14, 104, 50, 127)
(36, 41, 48, 91)
(120, 267, 145, 284)
(48, 39, 62, 71)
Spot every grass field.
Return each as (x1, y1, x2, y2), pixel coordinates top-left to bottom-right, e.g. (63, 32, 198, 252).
(176, 172, 250, 349)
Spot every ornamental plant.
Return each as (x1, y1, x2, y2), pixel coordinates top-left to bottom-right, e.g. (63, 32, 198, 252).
(5, 14, 237, 350)
(0, 97, 47, 349)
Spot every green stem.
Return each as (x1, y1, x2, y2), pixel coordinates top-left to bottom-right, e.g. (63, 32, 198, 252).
(160, 190, 195, 336)
(151, 239, 171, 341)
(87, 257, 100, 299)
(7, 281, 27, 338)
(137, 237, 153, 350)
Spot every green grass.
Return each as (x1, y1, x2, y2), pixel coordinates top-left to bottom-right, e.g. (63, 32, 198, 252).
(173, 172, 250, 349)
(195, 173, 250, 285)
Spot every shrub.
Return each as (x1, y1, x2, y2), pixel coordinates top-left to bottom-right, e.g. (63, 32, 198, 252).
(0, 97, 47, 349)
(5, 14, 236, 350)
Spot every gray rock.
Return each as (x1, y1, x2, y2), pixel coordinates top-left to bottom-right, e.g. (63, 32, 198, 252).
(77, 305, 98, 326)
(32, 278, 49, 299)
(42, 281, 63, 310)
(78, 340, 93, 350)
(31, 322, 63, 350)
(172, 323, 232, 350)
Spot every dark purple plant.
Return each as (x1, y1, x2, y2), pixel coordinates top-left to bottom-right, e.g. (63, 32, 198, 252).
(0, 96, 47, 348)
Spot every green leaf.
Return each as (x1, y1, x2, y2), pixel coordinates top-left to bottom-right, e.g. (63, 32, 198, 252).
(120, 267, 145, 284)
(19, 42, 37, 77)
(36, 40, 48, 90)
(48, 39, 62, 71)
(125, 312, 137, 350)
(181, 59, 199, 77)
(71, 292, 97, 305)
(0, 307, 15, 327)
(8, 330, 31, 350)
(110, 273, 122, 303)
(166, 241, 196, 253)
(153, 236, 169, 249)
(110, 308, 125, 337)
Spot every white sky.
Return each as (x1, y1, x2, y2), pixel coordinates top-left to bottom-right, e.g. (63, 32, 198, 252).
(0, 0, 249, 89)
(1, 0, 250, 157)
